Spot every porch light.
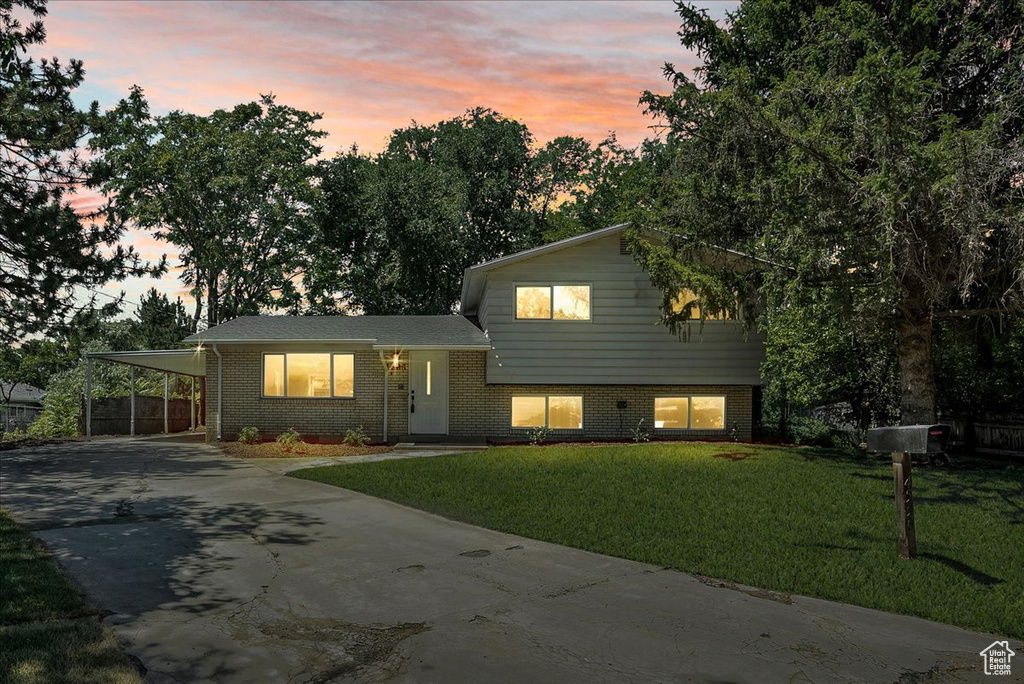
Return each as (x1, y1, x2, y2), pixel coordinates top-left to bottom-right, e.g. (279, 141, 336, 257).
(391, 352, 401, 368)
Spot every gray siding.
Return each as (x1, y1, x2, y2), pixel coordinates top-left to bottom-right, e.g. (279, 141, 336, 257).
(478, 234, 765, 385)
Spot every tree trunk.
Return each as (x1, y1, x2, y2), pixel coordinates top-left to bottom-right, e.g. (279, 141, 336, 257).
(896, 315, 937, 425)
(206, 271, 219, 328)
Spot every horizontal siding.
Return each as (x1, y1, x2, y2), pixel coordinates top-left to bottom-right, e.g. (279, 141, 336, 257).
(478, 233, 766, 385)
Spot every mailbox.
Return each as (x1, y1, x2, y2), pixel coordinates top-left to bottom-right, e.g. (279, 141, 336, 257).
(866, 424, 950, 454)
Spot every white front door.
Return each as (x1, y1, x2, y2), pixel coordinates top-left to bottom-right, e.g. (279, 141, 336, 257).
(408, 351, 449, 434)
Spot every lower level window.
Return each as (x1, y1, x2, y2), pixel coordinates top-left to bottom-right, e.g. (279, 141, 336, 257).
(511, 395, 583, 430)
(654, 396, 725, 430)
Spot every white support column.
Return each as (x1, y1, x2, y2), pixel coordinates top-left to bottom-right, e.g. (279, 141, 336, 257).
(190, 376, 196, 431)
(130, 365, 136, 437)
(163, 372, 169, 434)
(85, 356, 93, 438)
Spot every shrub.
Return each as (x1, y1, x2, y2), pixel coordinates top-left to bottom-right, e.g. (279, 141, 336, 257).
(276, 427, 303, 450)
(788, 416, 861, 449)
(527, 425, 550, 446)
(1, 427, 29, 443)
(343, 426, 370, 447)
(238, 426, 260, 444)
(631, 418, 650, 443)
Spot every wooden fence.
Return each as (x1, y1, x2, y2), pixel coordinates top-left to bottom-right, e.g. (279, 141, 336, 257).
(941, 415, 1024, 457)
(79, 395, 198, 436)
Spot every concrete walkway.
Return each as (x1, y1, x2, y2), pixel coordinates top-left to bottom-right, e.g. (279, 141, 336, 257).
(246, 447, 468, 475)
(0, 439, 1007, 683)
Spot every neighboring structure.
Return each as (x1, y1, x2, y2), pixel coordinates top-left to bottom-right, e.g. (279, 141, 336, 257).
(0, 382, 45, 432)
(186, 224, 767, 443)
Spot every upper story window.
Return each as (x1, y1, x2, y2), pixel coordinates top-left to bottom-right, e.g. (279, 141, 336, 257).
(670, 289, 735, 321)
(263, 352, 354, 398)
(515, 284, 591, 321)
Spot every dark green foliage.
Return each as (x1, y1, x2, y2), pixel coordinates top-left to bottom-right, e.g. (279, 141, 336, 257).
(933, 315, 1024, 415)
(132, 288, 191, 350)
(637, 0, 1024, 423)
(93, 90, 326, 328)
(309, 109, 652, 314)
(0, 0, 161, 344)
(293, 444, 1024, 638)
(310, 109, 540, 314)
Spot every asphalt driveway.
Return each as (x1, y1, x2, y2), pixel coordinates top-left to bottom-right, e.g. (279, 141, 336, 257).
(0, 437, 1003, 683)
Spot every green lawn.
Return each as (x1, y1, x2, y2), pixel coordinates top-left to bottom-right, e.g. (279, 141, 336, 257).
(0, 508, 143, 684)
(292, 443, 1024, 639)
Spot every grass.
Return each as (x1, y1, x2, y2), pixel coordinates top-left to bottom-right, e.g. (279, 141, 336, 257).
(0, 508, 143, 684)
(220, 441, 393, 459)
(291, 442, 1024, 639)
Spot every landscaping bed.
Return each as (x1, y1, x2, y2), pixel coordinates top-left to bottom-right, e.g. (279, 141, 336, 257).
(291, 442, 1024, 639)
(221, 441, 393, 459)
(0, 507, 144, 684)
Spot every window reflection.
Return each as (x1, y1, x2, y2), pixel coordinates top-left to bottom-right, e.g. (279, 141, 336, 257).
(511, 396, 546, 427)
(654, 397, 689, 429)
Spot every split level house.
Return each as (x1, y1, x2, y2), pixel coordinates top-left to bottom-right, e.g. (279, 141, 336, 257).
(184, 224, 767, 444)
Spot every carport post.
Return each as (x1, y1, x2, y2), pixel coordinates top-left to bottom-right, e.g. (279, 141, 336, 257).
(163, 372, 169, 434)
(85, 356, 93, 438)
(190, 376, 196, 431)
(130, 365, 136, 437)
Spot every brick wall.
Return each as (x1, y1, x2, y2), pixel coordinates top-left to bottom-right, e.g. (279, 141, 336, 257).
(206, 347, 754, 443)
(205, 346, 387, 442)
(448, 350, 753, 442)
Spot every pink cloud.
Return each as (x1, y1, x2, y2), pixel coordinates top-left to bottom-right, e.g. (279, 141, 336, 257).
(36, 0, 727, 318)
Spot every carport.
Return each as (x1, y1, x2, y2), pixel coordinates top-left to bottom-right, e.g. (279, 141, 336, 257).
(85, 349, 206, 438)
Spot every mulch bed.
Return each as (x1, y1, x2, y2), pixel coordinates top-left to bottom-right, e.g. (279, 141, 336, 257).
(220, 441, 393, 459)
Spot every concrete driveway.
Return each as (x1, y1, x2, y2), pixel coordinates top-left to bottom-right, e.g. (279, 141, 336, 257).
(0, 438, 1004, 683)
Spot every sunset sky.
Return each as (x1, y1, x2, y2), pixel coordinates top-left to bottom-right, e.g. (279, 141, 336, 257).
(39, 0, 738, 313)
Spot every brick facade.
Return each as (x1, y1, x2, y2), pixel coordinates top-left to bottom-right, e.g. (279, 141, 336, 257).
(206, 346, 754, 443)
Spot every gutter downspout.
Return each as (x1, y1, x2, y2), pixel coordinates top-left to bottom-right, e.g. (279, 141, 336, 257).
(379, 351, 389, 444)
(212, 344, 222, 441)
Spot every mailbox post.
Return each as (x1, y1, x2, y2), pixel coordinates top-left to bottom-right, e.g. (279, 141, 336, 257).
(866, 425, 950, 559)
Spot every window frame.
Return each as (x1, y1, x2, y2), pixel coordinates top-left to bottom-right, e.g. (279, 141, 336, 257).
(653, 394, 727, 431)
(510, 395, 584, 430)
(513, 282, 593, 322)
(260, 351, 356, 399)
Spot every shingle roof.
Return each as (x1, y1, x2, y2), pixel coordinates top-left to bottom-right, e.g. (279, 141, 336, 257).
(1, 382, 45, 405)
(184, 315, 491, 348)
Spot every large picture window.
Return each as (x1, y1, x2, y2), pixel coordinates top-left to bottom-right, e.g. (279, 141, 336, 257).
(654, 395, 725, 430)
(262, 353, 355, 398)
(515, 284, 591, 320)
(511, 395, 583, 430)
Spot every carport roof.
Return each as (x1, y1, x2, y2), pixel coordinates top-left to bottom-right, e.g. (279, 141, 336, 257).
(87, 349, 206, 377)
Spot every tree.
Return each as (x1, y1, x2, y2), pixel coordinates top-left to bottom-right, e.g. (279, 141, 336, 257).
(133, 288, 191, 349)
(310, 109, 656, 315)
(638, 0, 1024, 423)
(93, 91, 326, 329)
(311, 109, 543, 315)
(0, 0, 159, 344)
(544, 136, 668, 243)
